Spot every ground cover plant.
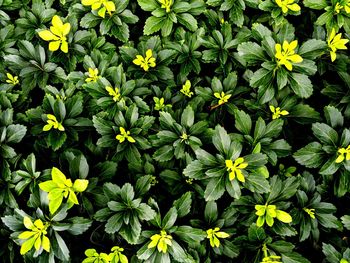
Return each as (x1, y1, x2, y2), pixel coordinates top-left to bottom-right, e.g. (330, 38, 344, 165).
(0, 0, 350, 262)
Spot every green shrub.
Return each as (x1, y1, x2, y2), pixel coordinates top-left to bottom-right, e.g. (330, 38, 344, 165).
(0, 0, 350, 262)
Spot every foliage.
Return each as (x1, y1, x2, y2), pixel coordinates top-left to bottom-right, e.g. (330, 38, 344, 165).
(0, 0, 350, 262)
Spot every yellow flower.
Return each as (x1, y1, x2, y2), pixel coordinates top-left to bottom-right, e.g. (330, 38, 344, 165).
(147, 230, 172, 253)
(335, 145, 350, 163)
(275, 0, 301, 13)
(86, 68, 100, 82)
(186, 178, 193, 184)
(116, 127, 136, 143)
(261, 243, 282, 263)
(180, 80, 194, 98)
(105, 86, 121, 101)
(269, 105, 289, 119)
(261, 255, 283, 263)
(214, 92, 231, 105)
(82, 0, 116, 18)
(180, 132, 188, 142)
(225, 157, 248, 182)
(6, 73, 19, 85)
(133, 49, 156, 71)
(275, 40, 303, 71)
(327, 28, 349, 62)
(344, 0, 350, 13)
(255, 204, 292, 227)
(158, 0, 172, 12)
(303, 208, 316, 219)
(334, 2, 343, 13)
(43, 114, 65, 132)
(206, 227, 230, 248)
(18, 217, 50, 255)
(38, 15, 70, 53)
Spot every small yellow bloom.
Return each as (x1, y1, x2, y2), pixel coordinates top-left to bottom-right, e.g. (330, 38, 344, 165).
(225, 157, 248, 182)
(148, 230, 172, 253)
(180, 80, 194, 98)
(335, 146, 350, 163)
(255, 204, 292, 227)
(86, 68, 100, 82)
(275, 40, 303, 71)
(275, 0, 301, 13)
(133, 49, 156, 71)
(206, 227, 230, 248)
(116, 127, 135, 143)
(303, 208, 316, 219)
(158, 0, 172, 12)
(261, 255, 283, 263)
(180, 132, 188, 142)
(269, 105, 289, 119)
(43, 114, 65, 132)
(327, 28, 349, 62)
(344, 0, 350, 13)
(186, 178, 193, 184)
(38, 15, 70, 53)
(334, 2, 343, 13)
(214, 92, 231, 105)
(6, 73, 19, 85)
(18, 217, 50, 255)
(82, 0, 116, 18)
(105, 86, 121, 101)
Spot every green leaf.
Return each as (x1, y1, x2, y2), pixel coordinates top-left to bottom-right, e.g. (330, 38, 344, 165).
(138, 203, 156, 221)
(181, 105, 194, 127)
(248, 224, 266, 242)
(183, 160, 204, 179)
(324, 106, 344, 128)
(298, 39, 327, 60)
(204, 176, 225, 201)
(195, 149, 218, 166)
(237, 42, 267, 64)
(68, 217, 92, 235)
(144, 16, 165, 35)
(341, 215, 350, 230)
(289, 73, 313, 98)
(293, 142, 324, 168)
(303, 0, 328, 9)
(174, 226, 206, 243)
(137, 0, 159, 11)
(105, 213, 123, 233)
(177, 13, 198, 31)
(153, 145, 174, 162)
(322, 243, 342, 263)
(6, 124, 26, 143)
(173, 192, 192, 218)
(289, 104, 321, 124)
(281, 252, 311, 263)
(53, 231, 70, 261)
(234, 109, 252, 135)
(312, 123, 338, 146)
(204, 201, 218, 223)
(244, 173, 270, 194)
(162, 207, 178, 229)
(212, 125, 231, 155)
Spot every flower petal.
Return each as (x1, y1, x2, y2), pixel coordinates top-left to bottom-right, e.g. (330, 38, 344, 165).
(38, 30, 57, 41)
